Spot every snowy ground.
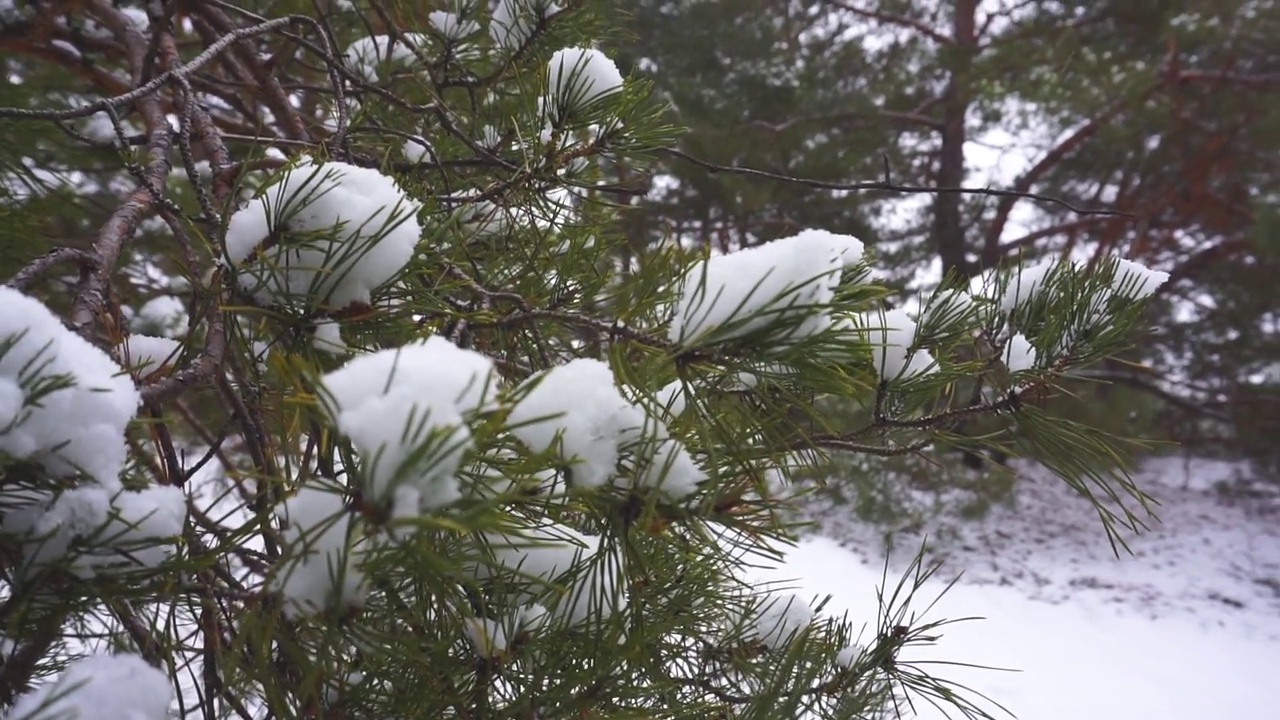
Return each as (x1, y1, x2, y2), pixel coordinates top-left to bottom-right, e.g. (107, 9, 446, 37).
(754, 457, 1280, 719)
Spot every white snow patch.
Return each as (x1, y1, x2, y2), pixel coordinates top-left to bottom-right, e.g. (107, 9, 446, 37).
(120, 334, 182, 376)
(0, 287, 139, 487)
(669, 229, 866, 347)
(131, 295, 187, 337)
(8, 653, 172, 720)
(854, 307, 936, 382)
(318, 337, 496, 514)
(476, 520, 625, 625)
(547, 47, 624, 115)
(490, 0, 562, 51)
(750, 592, 815, 650)
(510, 359, 703, 496)
(344, 34, 431, 82)
(225, 159, 422, 310)
(272, 483, 364, 618)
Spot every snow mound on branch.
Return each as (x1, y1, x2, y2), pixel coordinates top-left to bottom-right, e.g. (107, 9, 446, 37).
(509, 358, 703, 497)
(1003, 332, 1038, 373)
(1, 484, 186, 575)
(1109, 258, 1169, 300)
(402, 136, 433, 164)
(130, 294, 187, 337)
(668, 229, 867, 347)
(547, 47, 624, 114)
(344, 33, 431, 83)
(853, 307, 936, 382)
(476, 521, 625, 625)
(751, 592, 815, 650)
(429, 11, 481, 41)
(120, 334, 182, 377)
(318, 337, 496, 516)
(272, 484, 364, 618)
(224, 159, 422, 311)
(0, 287, 139, 488)
(1000, 256, 1167, 315)
(918, 288, 975, 334)
(464, 616, 508, 658)
(8, 652, 172, 720)
(490, 0, 562, 51)
(1000, 258, 1063, 313)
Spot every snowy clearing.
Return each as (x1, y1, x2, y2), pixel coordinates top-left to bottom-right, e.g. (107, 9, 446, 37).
(758, 457, 1280, 719)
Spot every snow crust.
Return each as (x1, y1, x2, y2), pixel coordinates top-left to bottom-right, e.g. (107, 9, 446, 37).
(224, 159, 422, 310)
(0, 287, 139, 487)
(272, 484, 364, 617)
(547, 48, 624, 114)
(668, 229, 866, 346)
(8, 653, 172, 720)
(318, 337, 496, 515)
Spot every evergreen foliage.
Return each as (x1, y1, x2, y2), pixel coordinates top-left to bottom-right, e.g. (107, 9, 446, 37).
(0, 2, 1176, 719)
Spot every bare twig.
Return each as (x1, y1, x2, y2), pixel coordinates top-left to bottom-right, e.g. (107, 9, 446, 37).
(657, 148, 1132, 218)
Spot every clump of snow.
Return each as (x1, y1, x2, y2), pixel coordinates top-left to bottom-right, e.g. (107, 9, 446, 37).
(344, 33, 431, 82)
(751, 592, 814, 649)
(1, 483, 186, 575)
(1002, 332, 1038, 373)
(918, 288, 976, 335)
(224, 159, 422, 311)
(311, 320, 348, 355)
(402, 136, 434, 164)
(477, 521, 625, 624)
(0, 287, 139, 488)
(464, 616, 508, 658)
(509, 359, 703, 496)
(120, 6, 149, 29)
(654, 379, 688, 417)
(272, 484, 364, 617)
(120, 334, 182, 377)
(490, 0, 562, 51)
(81, 111, 119, 144)
(8, 653, 172, 720)
(1000, 258, 1064, 313)
(854, 307, 936, 382)
(547, 48, 624, 115)
(1109, 258, 1169, 300)
(836, 643, 865, 669)
(668, 229, 867, 347)
(131, 295, 187, 337)
(429, 11, 480, 41)
(318, 338, 496, 516)
(509, 359, 644, 488)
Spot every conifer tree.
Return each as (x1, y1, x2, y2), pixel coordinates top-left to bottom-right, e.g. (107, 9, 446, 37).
(1, 2, 1169, 719)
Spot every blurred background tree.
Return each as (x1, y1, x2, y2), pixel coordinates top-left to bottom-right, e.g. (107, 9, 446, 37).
(607, 0, 1280, 506)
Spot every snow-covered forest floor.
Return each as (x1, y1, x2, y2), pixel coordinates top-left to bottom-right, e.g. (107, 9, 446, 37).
(754, 457, 1280, 719)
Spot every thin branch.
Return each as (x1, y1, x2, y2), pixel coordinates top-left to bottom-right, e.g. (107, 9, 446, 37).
(4, 248, 99, 291)
(658, 148, 1131, 218)
(0, 16, 303, 121)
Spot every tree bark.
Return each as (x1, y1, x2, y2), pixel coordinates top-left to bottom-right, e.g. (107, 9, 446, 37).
(932, 0, 978, 281)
